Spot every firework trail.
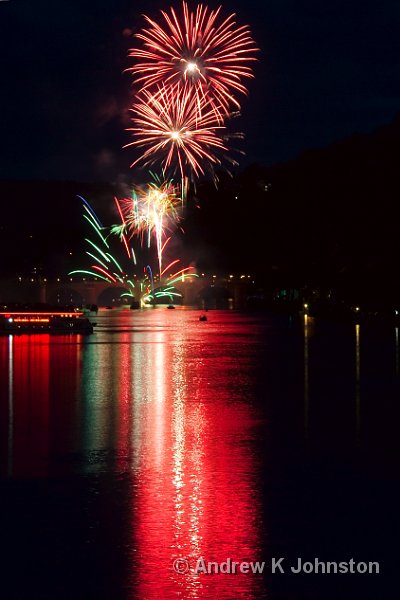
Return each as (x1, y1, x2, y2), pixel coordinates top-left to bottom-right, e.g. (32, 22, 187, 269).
(128, 1, 258, 119)
(69, 195, 126, 284)
(70, 195, 197, 306)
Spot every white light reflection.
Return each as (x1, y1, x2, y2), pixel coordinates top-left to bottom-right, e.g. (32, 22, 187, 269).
(153, 333, 166, 466)
(8, 335, 13, 477)
(171, 333, 204, 597)
(304, 314, 309, 438)
(81, 340, 118, 470)
(131, 342, 146, 470)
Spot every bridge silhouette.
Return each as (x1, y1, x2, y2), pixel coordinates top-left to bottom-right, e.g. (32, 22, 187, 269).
(42, 279, 200, 306)
(0, 275, 255, 308)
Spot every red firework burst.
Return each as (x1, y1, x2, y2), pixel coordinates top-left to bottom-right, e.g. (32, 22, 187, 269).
(124, 85, 228, 177)
(128, 2, 258, 118)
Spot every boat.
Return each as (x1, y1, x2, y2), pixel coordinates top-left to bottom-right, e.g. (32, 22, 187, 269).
(167, 305, 175, 309)
(0, 310, 94, 335)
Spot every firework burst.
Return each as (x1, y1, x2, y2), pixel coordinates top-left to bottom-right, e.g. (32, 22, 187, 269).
(125, 85, 228, 178)
(112, 174, 182, 276)
(128, 1, 258, 118)
(115, 174, 181, 241)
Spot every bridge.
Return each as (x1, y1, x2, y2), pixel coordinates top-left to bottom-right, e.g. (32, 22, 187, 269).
(0, 274, 257, 308)
(42, 279, 200, 306)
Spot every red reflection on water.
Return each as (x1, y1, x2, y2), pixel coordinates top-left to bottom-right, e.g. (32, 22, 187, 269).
(0, 336, 12, 475)
(6, 336, 50, 477)
(0, 335, 82, 478)
(0, 312, 265, 598)
(128, 318, 263, 599)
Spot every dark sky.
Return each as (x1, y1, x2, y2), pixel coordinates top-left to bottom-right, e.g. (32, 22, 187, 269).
(0, 0, 398, 181)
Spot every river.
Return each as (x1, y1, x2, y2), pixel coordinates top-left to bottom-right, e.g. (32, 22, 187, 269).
(0, 309, 398, 599)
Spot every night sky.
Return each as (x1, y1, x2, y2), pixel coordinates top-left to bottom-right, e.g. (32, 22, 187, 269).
(0, 0, 398, 182)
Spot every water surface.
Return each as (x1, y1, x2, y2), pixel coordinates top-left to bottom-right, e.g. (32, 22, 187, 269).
(0, 310, 398, 599)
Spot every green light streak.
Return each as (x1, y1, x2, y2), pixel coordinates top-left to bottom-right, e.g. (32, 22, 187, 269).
(69, 270, 111, 283)
(112, 273, 125, 284)
(154, 290, 182, 299)
(85, 238, 110, 262)
(83, 204, 102, 231)
(83, 215, 109, 248)
(106, 253, 123, 273)
(168, 273, 199, 286)
(86, 251, 109, 270)
(111, 223, 125, 238)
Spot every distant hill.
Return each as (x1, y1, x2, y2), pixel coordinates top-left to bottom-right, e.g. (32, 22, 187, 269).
(187, 113, 400, 301)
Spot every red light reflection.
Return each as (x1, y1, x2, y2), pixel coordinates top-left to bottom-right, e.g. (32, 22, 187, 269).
(126, 319, 263, 599)
(0, 335, 82, 478)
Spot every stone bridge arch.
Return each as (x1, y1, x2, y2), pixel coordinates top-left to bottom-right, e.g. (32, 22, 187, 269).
(198, 285, 233, 309)
(46, 286, 85, 306)
(97, 286, 131, 307)
(43, 281, 131, 307)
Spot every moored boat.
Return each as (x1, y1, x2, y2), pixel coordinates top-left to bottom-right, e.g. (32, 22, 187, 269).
(0, 310, 94, 335)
